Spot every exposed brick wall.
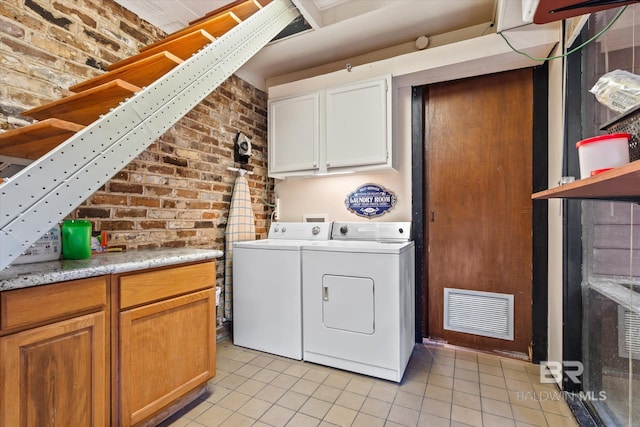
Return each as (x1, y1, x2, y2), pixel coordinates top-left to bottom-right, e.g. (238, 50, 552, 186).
(0, 1, 274, 291)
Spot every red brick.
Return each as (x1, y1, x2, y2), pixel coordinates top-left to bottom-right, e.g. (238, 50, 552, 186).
(132, 243, 158, 250)
(90, 194, 128, 206)
(25, 0, 72, 29)
(187, 201, 210, 210)
(144, 185, 173, 197)
(109, 182, 143, 194)
(100, 220, 135, 231)
(194, 221, 214, 229)
(1, 36, 57, 63)
(114, 208, 147, 218)
(140, 221, 166, 229)
(211, 202, 228, 210)
(52, 2, 97, 28)
(176, 168, 199, 179)
(76, 207, 111, 218)
(31, 33, 78, 60)
(0, 18, 24, 38)
(130, 196, 160, 207)
(161, 240, 187, 248)
(83, 28, 120, 52)
(147, 164, 175, 175)
(202, 212, 220, 220)
(176, 189, 198, 199)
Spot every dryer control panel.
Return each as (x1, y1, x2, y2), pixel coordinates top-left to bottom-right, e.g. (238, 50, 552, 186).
(331, 221, 411, 242)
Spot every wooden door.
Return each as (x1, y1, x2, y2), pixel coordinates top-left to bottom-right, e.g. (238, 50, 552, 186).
(119, 289, 216, 426)
(0, 312, 108, 427)
(426, 68, 533, 355)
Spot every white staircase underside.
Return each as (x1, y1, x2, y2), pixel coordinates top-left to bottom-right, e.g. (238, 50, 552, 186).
(0, 0, 298, 270)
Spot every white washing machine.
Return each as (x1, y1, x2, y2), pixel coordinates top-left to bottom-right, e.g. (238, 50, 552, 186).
(302, 222, 415, 382)
(232, 222, 332, 359)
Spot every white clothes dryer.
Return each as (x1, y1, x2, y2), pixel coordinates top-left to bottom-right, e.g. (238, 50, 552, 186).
(302, 222, 415, 382)
(233, 222, 332, 359)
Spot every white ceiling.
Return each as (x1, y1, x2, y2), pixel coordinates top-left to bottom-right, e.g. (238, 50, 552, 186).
(113, 0, 514, 88)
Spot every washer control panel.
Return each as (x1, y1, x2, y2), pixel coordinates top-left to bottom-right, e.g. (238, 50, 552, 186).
(268, 222, 332, 240)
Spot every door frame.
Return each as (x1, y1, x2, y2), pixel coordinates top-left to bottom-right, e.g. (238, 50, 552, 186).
(410, 66, 549, 362)
(562, 31, 585, 393)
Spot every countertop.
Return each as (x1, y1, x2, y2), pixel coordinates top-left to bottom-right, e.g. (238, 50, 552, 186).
(0, 248, 223, 291)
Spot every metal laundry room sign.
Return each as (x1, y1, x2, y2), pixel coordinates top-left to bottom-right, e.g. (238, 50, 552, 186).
(345, 183, 397, 218)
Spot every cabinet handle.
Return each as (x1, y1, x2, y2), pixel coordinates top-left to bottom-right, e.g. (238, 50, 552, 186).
(431, 210, 435, 222)
(323, 286, 329, 301)
(326, 162, 330, 167)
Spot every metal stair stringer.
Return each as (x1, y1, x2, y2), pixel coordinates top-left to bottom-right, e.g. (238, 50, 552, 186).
(0, 0, 298, 270)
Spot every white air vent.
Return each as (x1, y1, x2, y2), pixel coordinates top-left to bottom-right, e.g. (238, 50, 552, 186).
(618, 306, 640, 360)
(444, 288, 514, 341)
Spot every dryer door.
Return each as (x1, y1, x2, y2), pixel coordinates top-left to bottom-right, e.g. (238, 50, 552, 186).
(322, 275, 374, 334)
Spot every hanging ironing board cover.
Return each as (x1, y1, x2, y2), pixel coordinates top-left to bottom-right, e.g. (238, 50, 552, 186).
(224, 175, 256, 320)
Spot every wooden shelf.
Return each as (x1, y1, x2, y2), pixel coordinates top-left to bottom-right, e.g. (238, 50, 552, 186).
(0, 119, 84, 160)
(532, 159, 640, 203)
(107, 31, 214, 71)
(22, 79, 140, 126)
(70, 52, 182, 92)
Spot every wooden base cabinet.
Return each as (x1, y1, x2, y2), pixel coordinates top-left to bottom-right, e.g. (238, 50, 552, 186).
(117, 261, 216, 427)
(0, 277, 109, 427)
(0, 260, 216, 427)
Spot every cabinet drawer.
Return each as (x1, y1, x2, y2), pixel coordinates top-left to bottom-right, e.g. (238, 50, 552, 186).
(0, 276, 107, 333)
(119, 261, 215, 309)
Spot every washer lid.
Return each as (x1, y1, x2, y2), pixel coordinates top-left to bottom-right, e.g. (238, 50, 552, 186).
(303, 240, 414, 254)
(233, 239, 311, 250)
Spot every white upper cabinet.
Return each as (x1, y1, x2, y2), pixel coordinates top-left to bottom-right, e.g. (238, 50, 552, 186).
(325, 78, 389, 170)
(268, 92, 320, 174)
(268, 75, 395, 178)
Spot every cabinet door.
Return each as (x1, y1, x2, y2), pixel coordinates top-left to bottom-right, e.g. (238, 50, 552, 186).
(119, 289, 215, 426)
(268, 93, 319, 174)
(0, 312, 108, 427)
(325, 77, 390, 169)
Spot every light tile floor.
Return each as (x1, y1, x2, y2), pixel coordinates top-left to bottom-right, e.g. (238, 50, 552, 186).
(158, 339, 579, 427)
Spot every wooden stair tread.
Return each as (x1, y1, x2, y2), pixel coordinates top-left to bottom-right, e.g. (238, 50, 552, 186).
(0, 0, 272, 178)
(70, 51, 182, 92)
(190, 0, 265, 26)
(108, 31, 213, 71)
(141, 0, 269, 52)
(142, 14, 239, 52)
(0, 119, 84, 160)
(231, 0, 270, 20)
(22, 79, 141, 126)
(189, 0, 248, 25)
